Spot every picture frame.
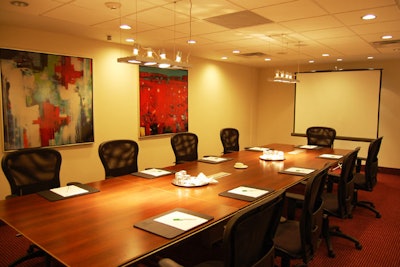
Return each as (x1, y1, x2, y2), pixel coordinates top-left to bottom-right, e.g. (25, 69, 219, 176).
(139, 66, 188, 137)
(0, 48, 94, 151)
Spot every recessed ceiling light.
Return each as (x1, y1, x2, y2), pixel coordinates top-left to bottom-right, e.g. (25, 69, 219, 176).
(125, 38, 134, 43)
(309, 60, 315, 63)
(105, 2, 121, 10)
(362, 14, 376, 20)
(232, 50, 240, 54)
(187, 39, 196, 44)
(322, 53, 330, 57)
(221, 56, 228, 60)
(367, 56, 374, 60)
(264, 58, 271, 61)
(382, 35, 393, 39)
(337, 58, 343, 61)
(120, 24, 131, 30)
(10, 1, 29, 7)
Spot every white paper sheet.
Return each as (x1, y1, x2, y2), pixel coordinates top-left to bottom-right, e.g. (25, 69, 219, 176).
(247, 147, 269, 151)
(50, 185, 88, 197)
(201, 156, 226, 162)
(284, 167, 315, 174)
(299, 145, 318, 149)
(140, 168, 171, 177)
(319, 154, 343, 159)
(288, 149, 305, 154)
(209, 172, 231, 179)
(154, 211, 208, 231)
(228, 186, 270, 198)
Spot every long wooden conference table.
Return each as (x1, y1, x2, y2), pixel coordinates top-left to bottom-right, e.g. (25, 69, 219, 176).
(0, 144, 352, 267)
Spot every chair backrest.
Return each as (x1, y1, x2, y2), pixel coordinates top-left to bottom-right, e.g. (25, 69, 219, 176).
(220, 128, 239, 154)
(170, 132, 198, 164)
(336, 147, 360, 218)
(364, 137, 383, 189)
(299, 166, 329, 263)
(223, 190, 285, 267)
(1, 148, 62, 196)
(98, 139, 139, 178)
(306, 126, 336, 148)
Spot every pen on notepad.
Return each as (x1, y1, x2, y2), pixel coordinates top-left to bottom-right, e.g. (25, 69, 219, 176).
(173, 218, 196, 221)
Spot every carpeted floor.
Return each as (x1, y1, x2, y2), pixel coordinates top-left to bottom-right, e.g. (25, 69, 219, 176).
(1, 173, 399, 267)
(305, 172, 400, 267)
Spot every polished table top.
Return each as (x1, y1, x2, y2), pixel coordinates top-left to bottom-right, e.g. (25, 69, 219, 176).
(0, 144, 352, 267)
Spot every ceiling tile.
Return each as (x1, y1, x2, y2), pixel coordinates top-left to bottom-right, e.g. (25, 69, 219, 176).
(253, 0, 328, 22)
(334, 6, 400, 25)
(301, 27, 355, 39)
(280, 15, 343, 32)
(351, 21, 400, 35)
(314, 0, 395, 13)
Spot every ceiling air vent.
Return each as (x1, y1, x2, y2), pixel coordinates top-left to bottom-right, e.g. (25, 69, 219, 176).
(371, 39, 400, 48)
(237, 52, 268, 57)
(205, 11, 273, 29)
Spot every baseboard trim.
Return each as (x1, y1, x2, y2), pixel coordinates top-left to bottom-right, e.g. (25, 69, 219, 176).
(379, 167, 400, 176)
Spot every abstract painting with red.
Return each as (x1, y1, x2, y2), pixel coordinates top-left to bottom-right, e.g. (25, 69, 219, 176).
(139, 66, 188, 137)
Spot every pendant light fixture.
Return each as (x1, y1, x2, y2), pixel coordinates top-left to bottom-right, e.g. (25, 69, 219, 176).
(117, 0, 191, 69)
(273, 35, 299, 83)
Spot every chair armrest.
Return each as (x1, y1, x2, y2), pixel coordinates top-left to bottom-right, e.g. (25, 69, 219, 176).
(356, 156, 367, 173)
(158, 258, 184, 267)
(285, 192, 305, 220)
(326, 172, 340, 192)
(286, 192, 305, 201)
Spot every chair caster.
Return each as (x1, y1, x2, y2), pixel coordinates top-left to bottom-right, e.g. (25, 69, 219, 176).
(376, 213, 382, 218)
(355, 243, 362, 250)
(328, 251, 335, 258)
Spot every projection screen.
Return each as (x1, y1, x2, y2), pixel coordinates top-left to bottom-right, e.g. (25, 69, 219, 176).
(293, 69, 382, 140)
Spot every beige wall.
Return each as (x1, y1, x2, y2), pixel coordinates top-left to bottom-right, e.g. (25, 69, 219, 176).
(0, 25, 399, 199)
(0, 26, 259, 199)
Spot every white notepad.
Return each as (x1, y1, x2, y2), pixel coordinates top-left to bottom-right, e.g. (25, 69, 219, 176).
(140, 168, 171, 177)
(299, 145, 318, 149)
(247, 147, 269, 151)
(319, 154, 343, 159)
(50, 185, 88, 197)
(154, 211, 208, 231)
(227, 186, 270, 198)
(284, 167, 315, 175)
(201, 156, 226, 162)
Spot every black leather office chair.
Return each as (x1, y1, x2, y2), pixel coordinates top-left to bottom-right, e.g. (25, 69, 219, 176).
(98, 139, 139, 178)
(2, 148, 62, 198)
(170, 132, 198, 164)
(159, 190, 286, 267)
(220, 128, 239, 154)
(274, 166, 329, 267)
(353, 137, 383, 218)
(322, 148, 362, 258)
(1, 147, 62, 266)
(306, 126, 336, 148)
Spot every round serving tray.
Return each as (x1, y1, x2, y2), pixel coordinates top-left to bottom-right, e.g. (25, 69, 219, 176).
(171, 179, 209, 187)
(259, 155, 285, 161)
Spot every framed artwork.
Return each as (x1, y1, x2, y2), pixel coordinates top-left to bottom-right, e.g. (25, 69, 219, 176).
(0, 48, 94, 151)
(139, 66, 188, 137)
